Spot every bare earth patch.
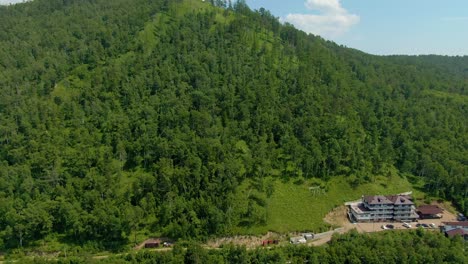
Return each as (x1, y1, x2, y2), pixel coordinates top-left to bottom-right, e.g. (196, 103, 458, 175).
(310, 206, 355, 245)
(323, 205, 350, 227)
(205, 232, 287, 249)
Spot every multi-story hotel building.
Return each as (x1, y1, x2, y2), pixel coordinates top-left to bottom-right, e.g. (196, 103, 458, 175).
(348, 194, 418, 222)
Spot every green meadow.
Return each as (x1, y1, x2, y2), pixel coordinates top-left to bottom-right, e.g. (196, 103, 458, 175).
(236, 172, 421, 235)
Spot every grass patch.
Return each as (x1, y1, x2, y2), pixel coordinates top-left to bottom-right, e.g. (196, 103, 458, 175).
(421, 89, 468, 105)
(235, 173, 415, 235)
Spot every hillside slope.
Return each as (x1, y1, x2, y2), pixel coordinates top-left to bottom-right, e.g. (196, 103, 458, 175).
(0, 0, 466, 249)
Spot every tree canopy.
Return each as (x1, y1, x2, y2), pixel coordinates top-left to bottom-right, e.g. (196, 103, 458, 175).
(0, 0, 466, 250)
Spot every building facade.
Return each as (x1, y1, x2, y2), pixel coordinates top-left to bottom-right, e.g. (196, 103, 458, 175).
(417, 205, 443, 219)
(442, 222, 468, 240)
(442, 221, 468, 232)
(348, 194, 418, 222)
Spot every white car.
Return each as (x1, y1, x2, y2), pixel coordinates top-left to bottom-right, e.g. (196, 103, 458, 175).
(402, 223, 412, 228)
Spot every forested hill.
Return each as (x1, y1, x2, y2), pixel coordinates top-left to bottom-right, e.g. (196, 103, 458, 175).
(0, 0, 466, 249)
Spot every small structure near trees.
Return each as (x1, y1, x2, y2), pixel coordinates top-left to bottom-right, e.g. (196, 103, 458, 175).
(309, 186, 325, 196)
(144, 239, 161, 248)
(261, 239, 279, 246)
(290, 236, 306, 244)
(416, 205, 443, 219)
(442, 221, 468, 241)
(303, 233, 314, 240)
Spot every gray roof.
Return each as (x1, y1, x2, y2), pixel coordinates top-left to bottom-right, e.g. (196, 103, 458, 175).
(443, 221, 468, 227)
(387, 195, 414, 205)
(363, 195, 413, 205)
(363, 195, 393, 205)
(417, 205, 443, 215)
(446, 228, 468, 237)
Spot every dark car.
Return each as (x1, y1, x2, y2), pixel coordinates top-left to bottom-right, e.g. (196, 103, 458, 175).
(457, 213, 466, 221)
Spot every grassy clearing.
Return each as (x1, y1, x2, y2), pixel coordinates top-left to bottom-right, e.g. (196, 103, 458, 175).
(236, 173, 415, 235)
(421, 89, 468, 105)
(170, 0, 211, 16)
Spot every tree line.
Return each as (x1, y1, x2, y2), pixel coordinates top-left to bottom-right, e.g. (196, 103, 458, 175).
(19, 230, 468, 263)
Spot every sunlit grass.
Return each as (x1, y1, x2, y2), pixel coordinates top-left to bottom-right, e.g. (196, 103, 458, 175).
(236, 172, 415, 235)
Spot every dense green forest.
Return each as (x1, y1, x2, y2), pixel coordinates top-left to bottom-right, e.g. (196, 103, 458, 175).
(17, 231, 468, 263)
(0, 0, 467, 251)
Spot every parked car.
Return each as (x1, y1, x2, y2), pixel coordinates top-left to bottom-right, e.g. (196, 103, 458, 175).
(402, 223, 412, 228)
(303, 233, 314, 240)
(381, 224, 394, 230)
(457, 213, 466, 221)
(429, 223, 436, 228)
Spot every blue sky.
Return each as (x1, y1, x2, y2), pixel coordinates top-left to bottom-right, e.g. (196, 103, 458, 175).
(0, 0, 26, 5)
(244, 0, 468, 56)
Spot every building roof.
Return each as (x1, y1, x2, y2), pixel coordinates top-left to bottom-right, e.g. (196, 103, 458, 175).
(387, 195, 414, 205)
(363, 195, 393, 205)
(350, 203, 372, 214)
(363, 195, 413, 205)
(446, 228, 468, 237)
(417, 205, 443, 215)
(443, 221, 468, 227)
(144, 238, 161, 244)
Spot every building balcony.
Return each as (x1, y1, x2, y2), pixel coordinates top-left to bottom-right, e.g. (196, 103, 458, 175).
(366, 205, 394, 209)
(372, 211, 394, 214)
(394, 210, 413, 213)
(371, 215, 393, 218)
(394, 204, 412, 208)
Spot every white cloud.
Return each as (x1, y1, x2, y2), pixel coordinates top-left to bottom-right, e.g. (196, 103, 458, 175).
(283, 0, 359, 39)
(305, 0, 344, 14)
(0, 0, 28, 5)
